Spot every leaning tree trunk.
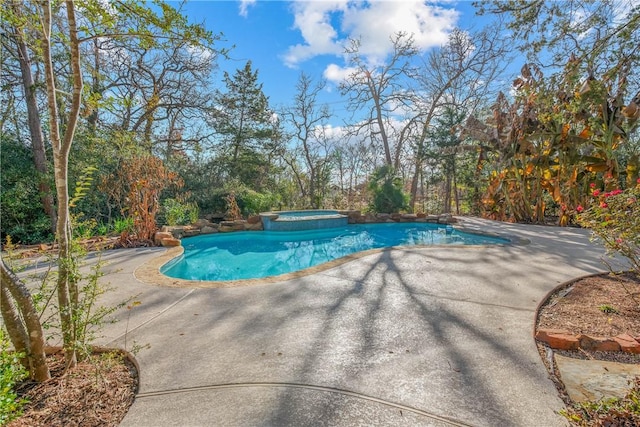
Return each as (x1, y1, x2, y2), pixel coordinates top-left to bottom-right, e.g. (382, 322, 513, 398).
(0, 258, 51, 382)
(0, 282, 30, 369)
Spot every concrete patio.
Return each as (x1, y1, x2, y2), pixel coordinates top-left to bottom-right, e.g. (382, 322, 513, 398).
(85, 217, 613, 426)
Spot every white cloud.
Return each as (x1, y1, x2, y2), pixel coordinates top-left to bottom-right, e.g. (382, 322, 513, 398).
(186, 44, 214, 62)
(283, 0, 459, 68)
(239, 0, 257, 17)
(282, 1, 347, 67)
(323, 63, 358, 84)
(319, 123, 349, 140)
(341, 1, 458, 63)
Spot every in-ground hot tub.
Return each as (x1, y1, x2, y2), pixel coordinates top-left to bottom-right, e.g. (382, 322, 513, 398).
(260, 209, 348, 231)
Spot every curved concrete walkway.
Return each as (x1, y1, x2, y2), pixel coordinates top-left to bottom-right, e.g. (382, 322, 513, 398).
(90, 217, 613, 426)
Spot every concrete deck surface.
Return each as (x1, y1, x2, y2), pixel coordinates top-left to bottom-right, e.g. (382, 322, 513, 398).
(84, 217, 613, 426)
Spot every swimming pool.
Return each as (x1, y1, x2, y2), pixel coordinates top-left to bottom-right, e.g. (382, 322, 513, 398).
(160, 223, 509, 282)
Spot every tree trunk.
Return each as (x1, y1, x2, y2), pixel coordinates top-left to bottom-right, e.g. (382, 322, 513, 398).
(409, 164, 420, 212)
(87, 38, 101, 134)
(472, 146, 486, 215)
(41, 0, 83, 369)
(11, 3, 57, 232)
(0, 281, 30, 369)
(1, 258, 51, 382)
(371, 87, 392, 166)
(453, 160, 460, 215)
(444, 174, 452, 214)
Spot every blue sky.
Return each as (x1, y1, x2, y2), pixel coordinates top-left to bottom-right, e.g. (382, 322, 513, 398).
(178, 1, 506, 124)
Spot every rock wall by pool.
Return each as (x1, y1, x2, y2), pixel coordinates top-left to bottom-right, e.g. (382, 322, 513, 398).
(155, 211, 457, 246)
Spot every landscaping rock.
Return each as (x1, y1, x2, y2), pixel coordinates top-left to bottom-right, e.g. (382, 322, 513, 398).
(160, 237, 181, 247)
(193, 219, 210, 228)
(438, 214, 455, 224)
(183, 227, 201, 237)
(555, 354, 640, 403)
(578, 335, 621, 352)
(613, 334, 640, 354)
(245, 222, 263, 231)
(364, 214, 377, 223)
(200, 226, 218, 235)
(535, 328, 580, 350)
(158, 209, 460, 239)
(232, 220, 247, 231)
(154, 231, 173, 246)
(247, 215, 261, 224)
(161, 225, 185, 238)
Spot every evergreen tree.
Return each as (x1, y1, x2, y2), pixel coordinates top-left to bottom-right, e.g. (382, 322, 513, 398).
(211, 61, 277, 190)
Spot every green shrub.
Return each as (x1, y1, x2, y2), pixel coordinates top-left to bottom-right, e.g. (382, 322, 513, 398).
(367, 166, 408, 214)
(0, 136, 54, 245)
(241, 189, 278, 215)
(0, 330, 28, 425)
(72, 213, 99, 240)
(112, 217, 134, 234)
(204, 188, 278, 217)
(159, 198, 199, 226)
(96, 222, 109, 236)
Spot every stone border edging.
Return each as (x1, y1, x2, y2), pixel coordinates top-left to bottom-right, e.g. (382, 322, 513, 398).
(533, 273, 640, 354)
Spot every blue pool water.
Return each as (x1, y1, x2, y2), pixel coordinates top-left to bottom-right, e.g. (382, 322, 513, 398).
(161, 223, 508, 281)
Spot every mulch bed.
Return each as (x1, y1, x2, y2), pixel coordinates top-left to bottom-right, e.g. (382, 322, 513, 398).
(538, 272, 640, 338)
(9, 350, 138, 427)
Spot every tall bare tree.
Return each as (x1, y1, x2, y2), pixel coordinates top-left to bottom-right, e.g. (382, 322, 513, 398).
(97, 40, 217, 152)
(281, 72, 334, 208)
(408, 26, 511, 210)
(340, 32, 420, 169)
(333, 134, 378, 209)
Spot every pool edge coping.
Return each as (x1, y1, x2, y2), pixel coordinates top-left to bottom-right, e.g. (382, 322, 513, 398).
(133, 224, 530, 289)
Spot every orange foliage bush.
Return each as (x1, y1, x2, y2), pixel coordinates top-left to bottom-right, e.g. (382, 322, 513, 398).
(103, 153, 183, 244)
